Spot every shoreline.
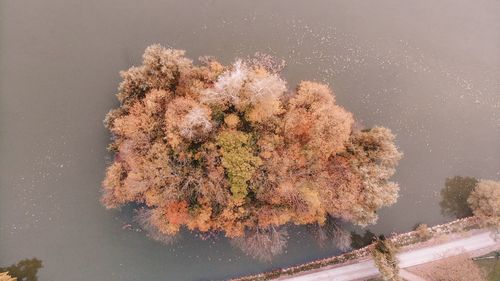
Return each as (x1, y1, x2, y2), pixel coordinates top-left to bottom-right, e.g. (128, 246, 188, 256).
(229, 216, 483, 281)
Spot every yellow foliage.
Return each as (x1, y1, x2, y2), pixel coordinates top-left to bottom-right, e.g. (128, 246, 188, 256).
(216, 130, 262, 200)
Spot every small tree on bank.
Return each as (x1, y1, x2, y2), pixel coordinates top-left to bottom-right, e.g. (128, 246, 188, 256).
(371, 236, 401, 281)
(414, 223, 432, 241)
(468, 179, 500, 231)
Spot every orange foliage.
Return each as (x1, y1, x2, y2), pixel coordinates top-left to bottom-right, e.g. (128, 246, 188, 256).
(285, 81, 353, 161)
(164, 201, 189, 225)
(102, 44, 402, 259)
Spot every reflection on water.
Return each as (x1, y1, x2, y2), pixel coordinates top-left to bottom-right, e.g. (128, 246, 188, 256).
(439, 176, 477, 219)
(0, 258, 42, 281)
(1, 1, 499, 280)
(308, 216, 352, 251)
(350, 230, 376, 249)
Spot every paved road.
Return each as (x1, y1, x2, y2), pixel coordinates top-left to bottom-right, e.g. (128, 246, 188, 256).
(280, 231, 499, 281)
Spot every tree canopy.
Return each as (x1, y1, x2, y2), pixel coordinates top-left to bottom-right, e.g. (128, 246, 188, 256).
(102, 44, 402, 260)
(468, 179, 500, 230)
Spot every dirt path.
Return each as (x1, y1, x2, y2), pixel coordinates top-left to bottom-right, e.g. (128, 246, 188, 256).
(399, 269, 427, 281)
(279, 231, 499, 281)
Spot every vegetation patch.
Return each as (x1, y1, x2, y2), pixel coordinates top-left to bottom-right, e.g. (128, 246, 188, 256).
(371, 237, 401, 281)
(102, 44, 402, 260)
(475, 255, 500, 281)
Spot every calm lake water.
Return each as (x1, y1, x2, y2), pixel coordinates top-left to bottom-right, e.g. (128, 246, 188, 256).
(1, 1, 499, 280)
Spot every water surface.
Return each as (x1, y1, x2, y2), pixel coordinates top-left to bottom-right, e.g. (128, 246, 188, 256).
(1, 1, 499, 280)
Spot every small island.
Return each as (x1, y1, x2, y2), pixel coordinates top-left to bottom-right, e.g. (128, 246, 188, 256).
(102, 44, 402, 260)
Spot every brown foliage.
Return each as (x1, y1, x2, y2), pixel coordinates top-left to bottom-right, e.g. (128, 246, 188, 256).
(414, 224, 432, 241)
(284, 81, 353, 161)
(345, 127, 403, 225)
(371, 238, 401, 281)
(468, 179, 500, 229)
(134, 208, 177, 244)
(165, 97, 212, 150)
(102, 44, 402, 259)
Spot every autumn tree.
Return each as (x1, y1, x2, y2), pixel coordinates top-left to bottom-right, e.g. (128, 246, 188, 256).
(342, 127, 402, 225)
(468, 179, 500, 230)
(134, 208, 177, 244)
(371, 236, 401, 281)
(102, 44, 402, 259)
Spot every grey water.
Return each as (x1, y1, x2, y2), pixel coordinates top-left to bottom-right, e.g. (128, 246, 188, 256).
(1, 1, 499, 280)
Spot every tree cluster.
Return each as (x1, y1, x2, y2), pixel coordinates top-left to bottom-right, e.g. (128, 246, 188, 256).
(102, 44, 402, 260)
